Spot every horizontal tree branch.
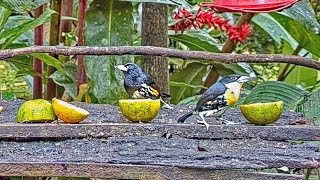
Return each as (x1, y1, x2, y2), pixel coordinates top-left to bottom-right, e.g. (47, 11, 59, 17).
(1, 45, 320, 70)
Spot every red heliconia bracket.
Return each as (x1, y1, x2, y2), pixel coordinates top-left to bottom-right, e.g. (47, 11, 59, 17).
(169, 0, 301, 44)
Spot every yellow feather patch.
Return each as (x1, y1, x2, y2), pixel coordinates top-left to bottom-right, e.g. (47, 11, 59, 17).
(225, 89, 238, 105)
(150, 87, 160, 97)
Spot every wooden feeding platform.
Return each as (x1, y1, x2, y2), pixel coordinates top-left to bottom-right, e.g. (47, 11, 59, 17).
(0, 100, 319, 180)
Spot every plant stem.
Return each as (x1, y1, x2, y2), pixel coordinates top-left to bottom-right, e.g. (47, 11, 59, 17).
(33, 6, 44, 99)
(77, 0, 88, 94)
(47, 0, 62, 99)
(202, 12, 255, 91)
(278, 45, 302, 81)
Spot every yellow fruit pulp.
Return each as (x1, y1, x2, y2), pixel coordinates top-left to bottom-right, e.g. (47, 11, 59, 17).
(52, 98, 90, 124)
(240, 101, 283, 125)
(119, 99, 161, 122)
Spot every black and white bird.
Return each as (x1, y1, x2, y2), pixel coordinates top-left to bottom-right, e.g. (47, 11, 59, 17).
(115, 63, 172, 109)
(178, 74, 251, 130)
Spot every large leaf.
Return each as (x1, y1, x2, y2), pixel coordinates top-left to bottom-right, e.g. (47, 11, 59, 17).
(84, 0, 134, 104)
(270, 12, 320, 57)
(252, 13, 297, 48)
(50, 63, 77, 99)
(283, 0, 320, 32)
(243, 81, 309, 110)
(0, 0, 50, 12)
(0, 6, 11, 31)
(297, 87, 320, 125)
(30, 53, 64, 73)
(169, 30, 222, 52)
(0, 9, 55, 49)
(280, 40, 318, 88)
(170, 62, 208, 104)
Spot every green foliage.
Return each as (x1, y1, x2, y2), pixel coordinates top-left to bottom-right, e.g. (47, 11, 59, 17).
(0, 0, 50, 12)
(0, 61, 32, 100)
(170, 62, 208, 104)
(50, 63, 77, 99)
(0, 9, 55, 49)
(84, 0, 134, 104)
(243, 81, 309, 111)
(297, 87, 320, 125)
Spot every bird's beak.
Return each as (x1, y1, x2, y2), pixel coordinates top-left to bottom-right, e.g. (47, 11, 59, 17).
(115, 65, 128, 72)
(237, 76, 251, 83)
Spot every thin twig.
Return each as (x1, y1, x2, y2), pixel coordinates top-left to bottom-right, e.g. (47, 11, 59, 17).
(0, 45, 320, 70)
(278, 45, 302, 81)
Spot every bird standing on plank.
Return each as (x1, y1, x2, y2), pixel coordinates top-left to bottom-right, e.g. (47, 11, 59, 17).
(115, 63, 173, 109)
(178, 74, 251, 130)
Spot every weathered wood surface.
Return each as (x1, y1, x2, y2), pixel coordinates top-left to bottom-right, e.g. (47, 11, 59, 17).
(0, 163, 305, 180)
(0, 137, 319, 170)
(0, 100, 318, 179)
(0, 123, 319, 141)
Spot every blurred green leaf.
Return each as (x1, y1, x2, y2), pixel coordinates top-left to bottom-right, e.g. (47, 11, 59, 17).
(169, 30, 222, 52)
(177, 94, 201, 105)
(280, 40, 318, 88)
(0, 6, 11, 31)
(170, 62, 207, 104)
(0, 0, 50, 12)
(50, 63, 77, 99)
(30, 53, 64, 73)
(297, 87, 320, 125)
(0, 91, 16, 100)
(243, 81, 309, 110)
(283, 0, 320, 32)
(252, 13, 297, 47)
(270, 12, 320, 57)
(84, 0, 134, 104)
(0, 9, 55, 49)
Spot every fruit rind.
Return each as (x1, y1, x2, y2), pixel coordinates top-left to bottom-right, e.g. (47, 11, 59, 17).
(16, 99, 56, 123)
(240, 101, 283, 125)
(119, 99, 161, 122)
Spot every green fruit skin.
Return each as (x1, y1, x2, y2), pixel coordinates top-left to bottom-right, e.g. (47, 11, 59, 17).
(119, 100, 160, 122)
(240, 102, 283, 125)
(17, 99, 57, 123)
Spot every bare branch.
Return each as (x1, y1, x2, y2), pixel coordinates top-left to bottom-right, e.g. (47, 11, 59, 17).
(0, 45, 320, 70)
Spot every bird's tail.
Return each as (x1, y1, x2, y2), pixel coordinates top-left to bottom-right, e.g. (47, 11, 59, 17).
(177, 110, 194, 123)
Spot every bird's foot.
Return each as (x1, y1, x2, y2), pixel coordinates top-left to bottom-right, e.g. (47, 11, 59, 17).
(221, 119, 239, 125)
(162, 102, 173, 110)
(197, 120, 210, 131)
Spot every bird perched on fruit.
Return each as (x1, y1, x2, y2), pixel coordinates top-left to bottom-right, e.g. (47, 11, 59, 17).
(178, 74, 251, 130)
(115, 63, 173, 109)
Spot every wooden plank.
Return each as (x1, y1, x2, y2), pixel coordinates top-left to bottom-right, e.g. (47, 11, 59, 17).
(0, 123, 319, 141)
(0, 137, 319, 170)
(0, 162, 305, 180)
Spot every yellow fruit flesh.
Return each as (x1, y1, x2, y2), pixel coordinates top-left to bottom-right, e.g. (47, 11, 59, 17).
(240, 101, 283, 125)
(0, 106, 3, 113)
(17, 99, 56, 123)
(119, 99, 161, 122)
(52, 98, 89, 124)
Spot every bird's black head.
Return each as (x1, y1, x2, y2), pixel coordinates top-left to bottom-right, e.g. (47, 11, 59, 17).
(219, 74, 251, 85)
(115, 63, 144, 77)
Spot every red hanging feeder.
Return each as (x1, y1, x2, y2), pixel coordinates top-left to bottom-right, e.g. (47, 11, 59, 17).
(201, 0, 301, 13)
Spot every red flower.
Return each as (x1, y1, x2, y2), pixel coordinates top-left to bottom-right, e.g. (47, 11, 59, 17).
(168, 8, 252, 44)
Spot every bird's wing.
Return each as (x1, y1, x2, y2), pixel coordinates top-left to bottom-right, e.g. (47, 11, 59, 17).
(195, 82, 226, 110)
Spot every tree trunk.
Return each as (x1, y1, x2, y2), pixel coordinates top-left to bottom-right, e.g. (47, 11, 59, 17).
(141, 3, 169, 96)
(77, 0, 88, 94)
(47, 0, 62, 99)
(33, 6, 44, 99)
